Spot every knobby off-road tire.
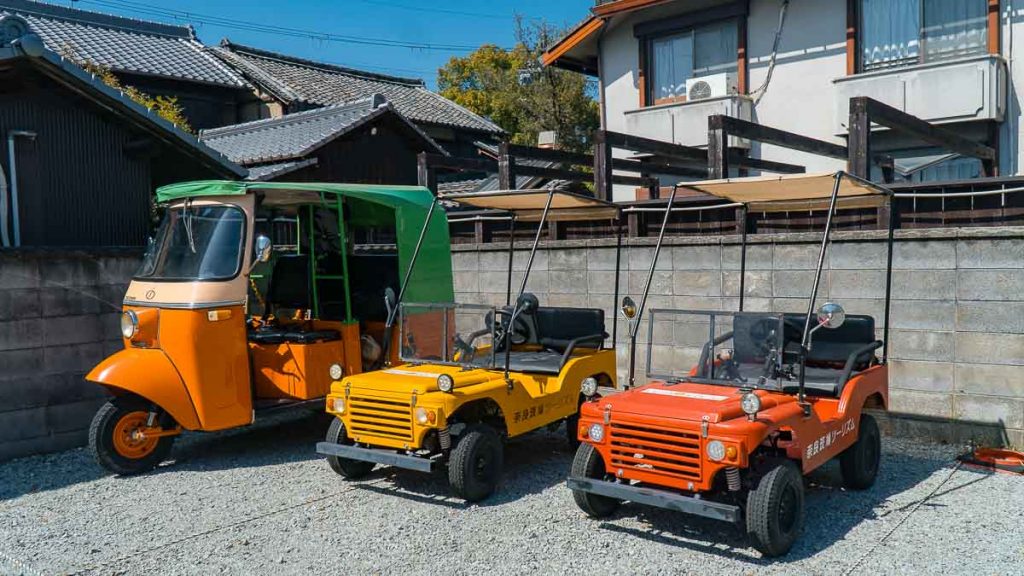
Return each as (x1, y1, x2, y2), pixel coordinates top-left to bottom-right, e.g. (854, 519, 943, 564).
(570, 443, 621, 518)
(325, 417, 375, 479)
(746, 460, 805, 557)
(448, 425, 503, 502)
(839, 413, 881, 490)
(89, 396, 175, 476)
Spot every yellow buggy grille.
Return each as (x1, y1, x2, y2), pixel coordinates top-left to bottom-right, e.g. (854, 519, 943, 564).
(347, 395, 413, 441)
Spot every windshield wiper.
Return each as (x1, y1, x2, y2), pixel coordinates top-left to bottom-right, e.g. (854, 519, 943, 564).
(183, 200, 196, 254)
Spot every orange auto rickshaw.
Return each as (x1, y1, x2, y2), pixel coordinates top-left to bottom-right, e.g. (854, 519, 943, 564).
(85, 181, 453, 474)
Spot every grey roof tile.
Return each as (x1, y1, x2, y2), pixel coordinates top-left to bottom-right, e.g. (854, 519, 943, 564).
(0, 0, 247, 87)
(245, 158, 319, 181)
(212, 42, 503, 135)
(201, 95, 444, 166)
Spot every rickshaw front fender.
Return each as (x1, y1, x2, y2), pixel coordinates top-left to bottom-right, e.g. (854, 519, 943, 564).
(87, 348, 202, 430)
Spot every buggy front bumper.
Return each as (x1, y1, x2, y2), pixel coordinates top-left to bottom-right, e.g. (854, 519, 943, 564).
(567, 476, 742, 524)
(316, 442, 436, 473)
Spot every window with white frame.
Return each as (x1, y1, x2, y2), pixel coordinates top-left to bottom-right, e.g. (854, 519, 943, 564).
(860, 0, 989, 72)
(647, 19, 738, 105)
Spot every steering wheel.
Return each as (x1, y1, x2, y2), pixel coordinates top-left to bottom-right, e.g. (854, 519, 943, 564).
(748, 317, 803, 354)
(487, 309, 529, 348)
(453, 334, 476, 363)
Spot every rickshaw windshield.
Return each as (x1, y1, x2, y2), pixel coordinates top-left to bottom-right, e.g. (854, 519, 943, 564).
(136, 204, 247, 281)
(647, 310, 786, 388)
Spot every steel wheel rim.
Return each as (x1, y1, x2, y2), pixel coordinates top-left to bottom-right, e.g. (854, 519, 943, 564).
(111, 411, 158, 460)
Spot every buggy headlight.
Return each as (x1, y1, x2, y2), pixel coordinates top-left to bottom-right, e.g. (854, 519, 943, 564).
(437, 374, 454, 393)
(741, 392, 762, 416)
(580, 377, 599, 397)
(120, 310, 138, 339)
(588, 423, 605, 443)
(706, 440, 726, 461)
(329, 363, 343, 380)
(415, 407, 437, 426)
(330, 397, 346, 414)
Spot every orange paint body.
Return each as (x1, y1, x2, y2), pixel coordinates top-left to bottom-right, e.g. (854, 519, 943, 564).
(578, 366, 888, 492)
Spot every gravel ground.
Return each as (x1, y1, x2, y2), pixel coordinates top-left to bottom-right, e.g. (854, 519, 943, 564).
(1, 413, 1021, 576)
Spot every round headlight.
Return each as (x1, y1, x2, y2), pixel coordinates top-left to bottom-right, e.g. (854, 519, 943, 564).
(120, 310, 138, 339)
(741, 392, 762, 416)
(580, 377, 599, 397)
(329, 363, 344, 380)
(706, 440, 726, 461)
(437, 374, 454, 393)
(415, 407, 436, 426)
(588, 423, 605, 443)
(330, 397, 346, 414)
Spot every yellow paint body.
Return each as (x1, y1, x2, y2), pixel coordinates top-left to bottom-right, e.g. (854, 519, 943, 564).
(326, 349, 617, 450)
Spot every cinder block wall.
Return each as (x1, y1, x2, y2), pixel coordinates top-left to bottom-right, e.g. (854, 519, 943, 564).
(0, 250, 138, 461)
(451, 227, 1024, 449)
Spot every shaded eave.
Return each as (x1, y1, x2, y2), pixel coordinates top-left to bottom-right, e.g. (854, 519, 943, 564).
(0, 36, 245, 178)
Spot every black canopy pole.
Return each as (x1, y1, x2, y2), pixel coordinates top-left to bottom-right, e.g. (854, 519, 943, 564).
(628, 185, 680, 389)
(382, 196, 438, 366)
(882, 195, 896, 362)
(506, 217, 516, 307)
(612, 219, 623, 348)
(504, 189, 555, 382)
(798, 172, 843, 406)
(738, 206, 749, 312)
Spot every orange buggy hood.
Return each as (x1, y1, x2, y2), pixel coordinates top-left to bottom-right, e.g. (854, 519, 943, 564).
(594, 381, 797, 424)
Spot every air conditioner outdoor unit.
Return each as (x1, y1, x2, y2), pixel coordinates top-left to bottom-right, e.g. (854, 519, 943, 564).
(686, 73, 739, 101)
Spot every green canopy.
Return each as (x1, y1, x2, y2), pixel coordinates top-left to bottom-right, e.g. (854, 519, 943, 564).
(156, 180, 453, 306)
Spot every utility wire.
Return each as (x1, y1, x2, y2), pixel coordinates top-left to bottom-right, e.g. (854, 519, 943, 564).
(78, 0, 499, 52)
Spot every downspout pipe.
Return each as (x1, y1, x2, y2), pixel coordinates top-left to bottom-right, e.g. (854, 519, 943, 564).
(0, 158, 9, 247)
(8, 130, 36, 247)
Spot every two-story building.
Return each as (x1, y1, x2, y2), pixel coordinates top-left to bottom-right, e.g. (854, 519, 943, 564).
(545, 0, 1015, 200)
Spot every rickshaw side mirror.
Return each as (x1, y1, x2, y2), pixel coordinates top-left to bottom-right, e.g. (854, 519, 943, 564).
(620, 296, 637, 320)
(816, 302, 846, 330)
(384, 287, 397, 318)
(254, 235, 273, 264)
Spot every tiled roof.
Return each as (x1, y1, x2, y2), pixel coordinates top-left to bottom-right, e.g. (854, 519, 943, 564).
(212, 41, 504, 135)
(0, 0, 247, 87)
(200, 95, 444, 166)
(245, 158, 319, 181)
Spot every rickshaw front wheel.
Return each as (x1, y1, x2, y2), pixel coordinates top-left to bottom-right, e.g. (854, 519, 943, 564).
(89, 396, 176, 475)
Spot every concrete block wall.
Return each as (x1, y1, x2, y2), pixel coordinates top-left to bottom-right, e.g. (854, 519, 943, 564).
(451, 228, 1024, 449)
(0, 250, 138, 461)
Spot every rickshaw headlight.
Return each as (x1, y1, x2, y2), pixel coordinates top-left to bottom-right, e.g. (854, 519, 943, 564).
(437, 374, 454, 393)
(588, 424, 605, 443)
(741, 392, 762, 416)
(580, 377, 599, 397)
(706, 440, 726, 461)
(415, 407, 437, 426)
(120, 311, 138, 339)
(330, 397, 345, 414)
(328, 363, 343, 380)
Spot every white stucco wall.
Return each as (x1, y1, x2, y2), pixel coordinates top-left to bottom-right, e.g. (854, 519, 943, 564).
(595, 0, 1024, 201)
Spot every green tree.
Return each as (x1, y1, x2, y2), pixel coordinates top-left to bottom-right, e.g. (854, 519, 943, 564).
(438, 18, 599, 153)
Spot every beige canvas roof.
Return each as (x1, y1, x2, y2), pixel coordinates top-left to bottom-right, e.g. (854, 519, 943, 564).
(677, 172, 890, 212)
(440, 189, 620, 222)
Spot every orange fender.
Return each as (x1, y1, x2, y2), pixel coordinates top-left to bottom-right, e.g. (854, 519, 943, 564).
(87, 348, 202, 430)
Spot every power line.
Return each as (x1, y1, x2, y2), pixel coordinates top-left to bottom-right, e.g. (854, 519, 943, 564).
(353, 0, 511, 20)
(77, 0, 500, 52)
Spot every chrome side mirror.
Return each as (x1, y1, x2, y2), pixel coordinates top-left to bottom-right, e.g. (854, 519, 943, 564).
(384, 286, 397, 319)
(620, 296, 637, 320)
(816, 302, 846, 330)
(254, 235, 272, 264)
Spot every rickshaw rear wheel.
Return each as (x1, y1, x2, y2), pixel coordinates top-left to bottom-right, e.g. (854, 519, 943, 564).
(325, 418, 375, 479)
(89, 396, 175, 476)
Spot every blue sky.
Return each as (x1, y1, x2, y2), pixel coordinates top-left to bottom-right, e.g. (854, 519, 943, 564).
(68, 0, 592, 88)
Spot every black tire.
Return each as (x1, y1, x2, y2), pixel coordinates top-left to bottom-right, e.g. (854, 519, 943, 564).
(565, 413, 581, 450)
(839, 413, 881, 490)
(570, 443, 621, 518)
(89, 396, 175, 476)
(746, 460, 805, 557)
(324, 418, 375, 479)
(448, 425, 503, 502)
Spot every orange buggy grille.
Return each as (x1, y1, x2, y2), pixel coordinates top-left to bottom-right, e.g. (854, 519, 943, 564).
(608, 422, 702, 482)
(347, 396, 413, 441)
